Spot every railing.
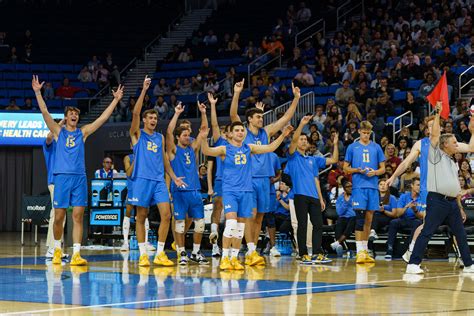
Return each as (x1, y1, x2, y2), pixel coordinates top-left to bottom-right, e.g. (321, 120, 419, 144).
(336, 0, 364, 30)
(392, 111, 413, 144)
(247, 47, 282, 91)
(294, 18, 325, 48)
(458, 65, 474, 98)
(319, 152, 332, 175)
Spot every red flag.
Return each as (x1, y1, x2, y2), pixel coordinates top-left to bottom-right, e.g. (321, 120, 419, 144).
(426, 72, 450, 119)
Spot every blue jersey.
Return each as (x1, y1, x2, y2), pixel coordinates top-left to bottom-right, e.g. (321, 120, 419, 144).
(274, 193, 290, 216)
(43, 139, 56, 185)
(222, 143, 252, 192)
(382, 195, 398, 213)
(336, 193, 355, 218)
(286, 151, 320, 198)
(215, 137, 227, 180)
(53, 128, 85, 175)
(312, 156, 327, 171)
(171, 145, 200, 192)
(345, 141, 385, 190)
(244, 127, 272, 177)
(397, 192, 423, 219)
(132, 130, 165, 182)
(419, 137, 429, 193)
(127, 153, 135, 177)
(269, 152, 281, 196)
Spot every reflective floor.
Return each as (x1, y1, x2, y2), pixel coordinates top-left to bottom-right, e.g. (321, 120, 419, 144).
(2, 233, 474, 315)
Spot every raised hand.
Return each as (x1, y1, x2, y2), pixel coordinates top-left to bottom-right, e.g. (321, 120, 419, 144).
(208, 92, 218, 105)
(143, 76, 151, 90)
(255, 101, 265, 112)
(175, 102, 185, 115)
(283, 125, 294, 137)
(197, 101, 207, 114)
(333, 132, 339, 143)
(292, 82, 301, 98)
(32, 75, 44, 92)
(234, 78, 245, 93)
(112, 85, 124, 100)
(300, 115, 313, 126)
(435, 100, 442, 113)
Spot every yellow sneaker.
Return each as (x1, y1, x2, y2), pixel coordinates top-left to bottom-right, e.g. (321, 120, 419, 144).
(231, 257, 244, 270)
(220, 257, 233, 270)
(245, 254, 251, 265)
(254, 252, 266, 266)
(52, 248, 62, 265)
(356, 251, 366, 264)
(363, 250, 375, 263)
(171, 241, 177, 251)
(153, 251, 174, 266)
(139, 253, 151, 267)
(70, 253, 88, 266)
(247, 251, 264, 266)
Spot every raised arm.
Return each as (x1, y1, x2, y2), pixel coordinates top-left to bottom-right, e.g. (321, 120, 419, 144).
(191, 101, 208, 152)
(32, 75, 60, 137)
(130, 76, 151, 142)
(386, 140, 421, 187)
(166, 102, 185, 155)
(207, 160, 214, 196)
(289, 115, 311, 155)
(325, 133, 339, 165)
(250, 125, 294, 154)
(200, 127, 226, 157)
(429, 101, 442, 146)
(82, 85, 124, 140)
(230, 79, 245, 123)
(162, 135, 186, 187)
(209, 93, 221, 142)
(266, 82, 300, 137)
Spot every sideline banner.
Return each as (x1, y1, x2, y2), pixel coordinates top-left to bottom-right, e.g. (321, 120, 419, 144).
(0, 112, 63, 146)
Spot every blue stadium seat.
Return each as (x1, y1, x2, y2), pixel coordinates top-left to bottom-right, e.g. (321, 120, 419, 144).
(30, 64, 45, 72)
(0, 82, 5, 88)
(0, 64, 16, 72)
(313, 86, 328, 95)
(44, 64, 60, 72)
(386, 116, 396, 124)
(15, 64, 30, 72)
(3, 73, 18, 80)
(74, 91, 89, 98)
(63, 99, 78, 107)
(0, 90, 7, 97)
(274, 69, 288, 78)
(315, 96, 330, 105)
(406, 80, 423, 90)
(22, 81, 32, 89)
(83, 82, 98, 90)
(8, 90, 24, 98)
(6, 81, 22, 89)
(392, 91, 407, 101)
(327, 85, 341, 94)
(18, 73, 33, 81)
(412, 91, 420, 98)
(73, 65, 83, 73)
(48, 99, 63, 108)
(50, 73, 65, 81)
(24, 90, 35, 98)
(0, 98, 10, 106)
(178, 94, 197, 103)
(59, 64, 74, 72)
(15, 99, 25, 107)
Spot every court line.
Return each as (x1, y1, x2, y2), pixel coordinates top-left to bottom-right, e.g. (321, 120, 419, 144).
(3, 273, 461, 315)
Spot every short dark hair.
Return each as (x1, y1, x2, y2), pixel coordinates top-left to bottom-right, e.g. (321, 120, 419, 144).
(245, 108, 264, 123)
(178, 119, 191, 127)
(142, 109, 158, 119)
(174, 126, 190, 138)
(64, 106, 80, 116)
(230, 121, 245, 132)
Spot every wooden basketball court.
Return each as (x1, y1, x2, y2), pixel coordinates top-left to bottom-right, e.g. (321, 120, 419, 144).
(1, 232, 472, 315)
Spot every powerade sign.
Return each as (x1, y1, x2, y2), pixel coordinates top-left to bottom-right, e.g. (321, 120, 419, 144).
(0, 112, 63, 146)
(113, 179, 127, 207)
(90, 208, 121, 226)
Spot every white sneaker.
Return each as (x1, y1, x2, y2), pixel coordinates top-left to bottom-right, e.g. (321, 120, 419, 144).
(209, 231, 218, 244)
(369, 229, 378, 240)
(212, 244, 221, 257)
(403, 273, 424, 284)
(146, 242, 156, 251)
(463, 265, 474, 273)
(270, 246, 281, 257)
(330, 241, 344, 257)
(402, 250, 411, 263)
(120, 242, 129, 252)
(406, 264, 424, 274)
(45, 248, 54, 258)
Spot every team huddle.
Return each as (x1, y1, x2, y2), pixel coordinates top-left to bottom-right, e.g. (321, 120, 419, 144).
(35, 74, 474, 274)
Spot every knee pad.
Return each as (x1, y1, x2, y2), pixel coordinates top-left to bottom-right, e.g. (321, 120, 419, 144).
(235, 223, 245, 240)
(223, 219, 237, 238)
(175, 220, 185, 234)
(193, 219, 205, 233)
(355, 209, 365, 231)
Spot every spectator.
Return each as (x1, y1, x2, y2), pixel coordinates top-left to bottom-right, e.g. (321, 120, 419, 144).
(331, 179, 355, 256)
(294, 65, 314, 87)
(261, 35, 285, 56)
(327, 157, 352, 190)
(95, 64, 109, 88)
(242, 41, 257, 61)
(198, 164, 208, 195)
(78, 66, 93, 82)
(425, 12, 440, 32)
(335, 80, 355, 107)
(203, 77, 219, 93)
(385, 143, 401, 171)
(401, 54, 422, 79)
(154, 96, 168, 118)
(23, 97, 34, 111)
(5, 98, 20, 111)
(403, 91, 424, 121)
(456, 120, 471, 143)
(24, 47, 33, 64)
(95, 156, 118, 178)
(199, 58, 217, 80)
(324, 102, 343, 131)
(450, 34, 464, 55)
(203, 30, 218, 46)
(309, 130, 324, 153)
(191, 76, 204, 92)
(55, 78, 83, 99)
(345, 102, 362, 124)
(179, 78, 192, 95)
(301, 41, 316, 61)
(261, 89, 275, 108)
(374, 94, 394, 119)
(295, 1, 311, 25)
(397, 136, 410, 158)
(343, 120, 359, 146)
(178, 47, 193, 63)
(436, 46, 456, 67)
(399, 162, 419, 193)
(88, 55, 100, 72)
(342, 64, 356, 84)
(165, 45, 181, 63)
(7, 46, 18, 64)
(385, 178, 424, 260)
(312, 105, 326, 132)
(276, 84, 291, 105)
(458, 159, 473, 188)
(287, 47, 304, 69)
(43, 82, 55, 100)
(153, 78, 170, 96)
(418, 73, 435, 99)
(369, 179, 398, 241)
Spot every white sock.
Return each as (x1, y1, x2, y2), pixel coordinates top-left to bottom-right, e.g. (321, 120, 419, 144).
(409, 240, 415, 252)
(138, 242, 146, 256)
(177, 246, 185, 253)
(231, 248, 239, 258)
(247, 242, 256, 254)
(54, 239, 61, 250)
(123, 216, 130, 243)
(222, 248, 230, 258)
(73, 243, 81, 255)
(362, 241, 368, 251)
(192, 243, 200, 254)
(211, 223, 218, 234)
(145, 218, 150, 243)
(356, 241, 363, 253)
(157, 241, 165, 253)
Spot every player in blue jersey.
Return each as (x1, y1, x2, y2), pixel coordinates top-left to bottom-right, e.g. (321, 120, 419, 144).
(387, 103, 474, 263)
(129, 76, 185, 267)
(33, 75, 124, 266)
(286, 115, 332, 264)
(120, 145, 135, 252)
(207, 92, 231, 257)
(166, 101, 209, 265)
(230, 78, 301, 266)
(344, 120, 386, 264)
(44, 119, 69, 260)
(201, 122, 294, 270)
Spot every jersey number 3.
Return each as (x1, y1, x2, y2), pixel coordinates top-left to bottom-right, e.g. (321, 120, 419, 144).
(362, 153, 370, 163)
(234, 154, 247, 165)
(147, 141, 158, 153)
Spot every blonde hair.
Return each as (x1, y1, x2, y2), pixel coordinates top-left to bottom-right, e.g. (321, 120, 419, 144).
(359, 120, 373, 131)
(384, 143, 399, 158)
